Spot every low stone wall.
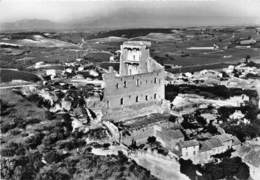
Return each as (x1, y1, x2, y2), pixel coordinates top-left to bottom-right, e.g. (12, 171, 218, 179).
(102, 101, 165, 122)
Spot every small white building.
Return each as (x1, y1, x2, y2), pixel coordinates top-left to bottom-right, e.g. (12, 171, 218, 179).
(176, 140, 200, 162)
(46, 69, 56, 79)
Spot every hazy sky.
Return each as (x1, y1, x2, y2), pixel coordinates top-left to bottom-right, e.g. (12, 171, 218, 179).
(0, 0, 260, 25)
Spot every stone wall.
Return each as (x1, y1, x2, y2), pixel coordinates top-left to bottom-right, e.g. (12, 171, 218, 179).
(103, 70, 165, 109)
(101, 69, 165, 121)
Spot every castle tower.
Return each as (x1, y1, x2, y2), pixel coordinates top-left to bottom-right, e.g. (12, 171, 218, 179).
(102, 41, 166, 122)
(119, 41, 151, 76)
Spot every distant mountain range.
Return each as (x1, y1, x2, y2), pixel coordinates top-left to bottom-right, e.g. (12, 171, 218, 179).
(1, 19, 67, 32)
(1, 8, 259, 32)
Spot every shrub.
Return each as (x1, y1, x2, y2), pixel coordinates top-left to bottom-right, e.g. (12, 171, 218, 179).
(42, 133, 58, 146)
(14, 118, 27, 129)
(10, 128, 22, 136)
(36, 166, 71, 180)
(26, 118, 41, 126)
(0, 142, 26, 157)
(147, 136, 156, 144)
(58, 139, 86, 150)
(45, 111, 56, 120)
(1, 147, 16, 157)
(44, 150, 63, 164)
(1, 121, 17, 133)
(25, 132, 45, 149)
(235, 163, 250, 180)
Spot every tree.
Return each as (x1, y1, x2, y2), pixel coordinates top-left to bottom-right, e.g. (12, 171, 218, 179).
(147, 136, 156, 144)
(245, 55, 251, 63)
(235, 163, 250, 180)
(169, 115, 176, 123)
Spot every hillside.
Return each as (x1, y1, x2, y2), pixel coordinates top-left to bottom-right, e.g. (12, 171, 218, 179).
(0, 89, 157, 180)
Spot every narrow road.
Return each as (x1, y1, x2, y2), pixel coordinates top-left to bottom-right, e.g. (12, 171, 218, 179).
(0, 83, 39, 90)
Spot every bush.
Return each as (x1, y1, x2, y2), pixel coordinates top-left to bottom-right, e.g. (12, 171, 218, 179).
(180, 157, 249, 180)
(147, 136, 156, 144)
(25, 132, 45, 149)
(1, 147, 16, 157)
(58, 139, 86, 150)
(0, 142, 26, 157)
(36, 166, 71, 180)
(42, 133, 59, 146)
(45, 111, 56, 120)
(10, 128, 22, 136)
(26, 118, 41, 125)
(44, 151, 63, 164)
(1, 121, 17, 133)
(14, 118, 27, 129)
(235, 163, 250, 180)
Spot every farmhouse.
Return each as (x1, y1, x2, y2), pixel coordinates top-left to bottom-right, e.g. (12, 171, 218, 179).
(176, 140, 200, 162)
(177, 134, 241, 164)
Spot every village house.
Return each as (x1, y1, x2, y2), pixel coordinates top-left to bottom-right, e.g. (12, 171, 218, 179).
(176, 140, 200, 162)
(156, 128, 184, 150)
(177, 133, 241, 164)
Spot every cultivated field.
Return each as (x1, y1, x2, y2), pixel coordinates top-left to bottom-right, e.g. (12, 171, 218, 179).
(1, 27, 260, 71)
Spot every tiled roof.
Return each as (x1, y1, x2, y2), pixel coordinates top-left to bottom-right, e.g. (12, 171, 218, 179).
(208, 138, 223, 148)
(167, 129, 184, 139)
(232, 136, 241, 145)
(126, 114, 171, 130)
(200, 141, 212, 152)
(178, 140, 199, 148)
(157, 129, 184, 141)
(199, 138, 223, 152)
(199, 134, 236, 152)
(215, 134, 233, 143)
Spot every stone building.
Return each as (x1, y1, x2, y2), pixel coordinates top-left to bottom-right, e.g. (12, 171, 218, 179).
(176, 134, 241, 164)
(176, 140, 200, 162)
(122, 125, 162, 146)
(121, 124, 184, 150)
(157, 128, 184, 150)
(102, 41, 166, 121)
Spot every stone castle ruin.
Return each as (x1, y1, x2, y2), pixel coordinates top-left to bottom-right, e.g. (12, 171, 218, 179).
(101, 41, 167, 121)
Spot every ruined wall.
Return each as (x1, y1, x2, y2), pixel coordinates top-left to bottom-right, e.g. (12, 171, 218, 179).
(121, 126, 158, 146)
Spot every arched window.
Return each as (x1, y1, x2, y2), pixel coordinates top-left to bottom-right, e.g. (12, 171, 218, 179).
(154, 93, 157, 99)
(116, 83, 119, 89)
(154, 77, 157, 84)
(120, 98, 123, 105)
(145, 95, 148, 101)
(123, 81, 127, 88)
(136, 96, 139, 102)
(136, 79, 139, 86)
